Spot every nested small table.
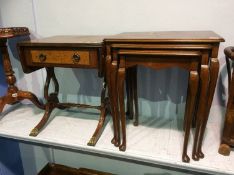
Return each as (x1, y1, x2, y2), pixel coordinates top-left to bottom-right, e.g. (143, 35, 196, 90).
(104, 31, 224, 162)
(18, 36, 111, 146)
(0, 27, 44, 113)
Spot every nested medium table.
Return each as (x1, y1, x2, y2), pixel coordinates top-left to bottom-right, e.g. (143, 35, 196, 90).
(104, 31, 224, 162)
(18, 36, 112, 146)
(0, 27, 44, 113)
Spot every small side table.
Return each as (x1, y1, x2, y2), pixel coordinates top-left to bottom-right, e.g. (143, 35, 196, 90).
(219, 46, 234, 155)
(0, 27, 44, 113)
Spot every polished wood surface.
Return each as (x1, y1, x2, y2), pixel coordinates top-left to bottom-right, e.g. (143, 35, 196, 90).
(0, 27, 44, 113)
(20, 35, 106, 46)
(219, 46, 234, 156)
(18, 36, 111, 146)
(105, 31, 224, 43)
(104, 31, 224, 163)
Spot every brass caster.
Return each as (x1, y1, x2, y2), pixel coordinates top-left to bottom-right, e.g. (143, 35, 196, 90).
(87, 136, 96, 146)
(30, 128, 39, 137)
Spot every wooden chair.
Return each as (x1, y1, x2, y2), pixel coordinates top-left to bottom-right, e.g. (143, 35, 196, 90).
(219, 46, 234, 155)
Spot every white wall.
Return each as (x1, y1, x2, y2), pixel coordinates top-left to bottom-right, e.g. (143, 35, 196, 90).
(1, 0, 234, 174)
(1, 0, 233, 109)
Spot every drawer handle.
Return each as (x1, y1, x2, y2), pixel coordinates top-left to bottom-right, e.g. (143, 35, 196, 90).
(72, 53, 80, 63)
(38, 53, 47, 62)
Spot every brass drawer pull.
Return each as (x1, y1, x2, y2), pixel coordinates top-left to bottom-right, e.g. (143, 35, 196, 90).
(38, 53, 47, 62)
(72, 53, 80, 62)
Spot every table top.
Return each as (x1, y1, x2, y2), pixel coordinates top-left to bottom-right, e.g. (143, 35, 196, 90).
(0, 27, 29, 38)
(19, 35, 108, 48)
(18, 31, 225, 47)
(105, 31, 225, 43)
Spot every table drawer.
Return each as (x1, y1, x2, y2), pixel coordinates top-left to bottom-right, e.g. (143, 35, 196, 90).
(25, 49, 98, 68)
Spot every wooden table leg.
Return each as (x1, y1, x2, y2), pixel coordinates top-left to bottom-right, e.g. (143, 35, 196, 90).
(118, 67, 126, 151)
(126, 66, 138, 126)
(30, 100, 55, 136)
(192, 65, 209, 161)
(110, 60, 120, 147)
(182, 71, 199, 163)
(88, 81, 108, 146)
(30, 67, 58, 136)
(132, 66, 139, 126)
(126, 68, 134, 120)
(105, 56, 119, 146)
(0, 42, 44, 113)
(197, 58, 219, 158)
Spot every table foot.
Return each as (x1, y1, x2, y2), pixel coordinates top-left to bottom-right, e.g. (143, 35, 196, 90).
(111, 137, 116, 144)
(192, 154, 199, 161)
(87, 136, 97, 146)
(182, 154, 190, 163)
(87, 105, 107, 146)
(197, 150, 204, 158)
(218, 144, 231, 156)
(29, 128, 39, 137)
(29, 100, 54, 137)
(133, 121, 138, 126)
(111, 137, 120, 147)
(119, 144, 126, 152)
